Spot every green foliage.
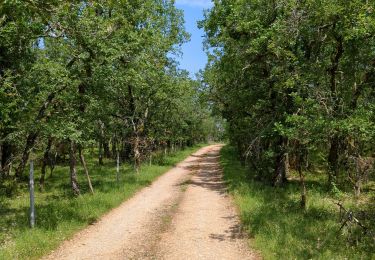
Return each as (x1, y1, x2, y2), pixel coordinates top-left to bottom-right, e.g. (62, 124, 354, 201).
(0, 1, 219, 257)
(202, 2, 375, 254)
(220, 145, 375, 260)
(201, 0, 375, 185)
(202, 0, 375, 173)
(0, 1, 217, 179)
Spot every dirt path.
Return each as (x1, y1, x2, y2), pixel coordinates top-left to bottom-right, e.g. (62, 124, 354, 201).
(155, 145, 256, 260)
(44, 145, 257, 260)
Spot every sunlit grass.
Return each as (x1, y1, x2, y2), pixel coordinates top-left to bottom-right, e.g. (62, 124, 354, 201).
(0, 145, 204, 260)
(220, 145, 374, 260)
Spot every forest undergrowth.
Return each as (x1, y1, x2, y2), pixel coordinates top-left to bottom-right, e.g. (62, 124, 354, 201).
(220, 145, 375, 260)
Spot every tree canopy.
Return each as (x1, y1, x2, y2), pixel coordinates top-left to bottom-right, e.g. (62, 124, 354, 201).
(201, 0, 375, 197)
(0, 0, 218, 193)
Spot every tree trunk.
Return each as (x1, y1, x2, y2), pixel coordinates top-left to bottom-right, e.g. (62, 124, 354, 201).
(297, 144, 307, 209)
(98, 141, 103, 166)
(164, 146, 167, 157)
(49, 151, 57, 177)
(328, 135, 340, 185)
(298, 165, 307, 209)
(15, 133, 38, 179)
(133, 136, 141, 173)
(273, 137, 289, 186)
(103, 141, 111, 158)
(112, 139, 117, 160)
(69, 141, 80, 196)
(39, 138, 53, 188)
(0, 141, 12, 177)
(0, 144, 2, 179)
(354, 181, 361, 197)
(116, 151, 120, 183)
(327, 33, 344, 187)
(78, 147, 94, 195)
(0, 142, 12, 179)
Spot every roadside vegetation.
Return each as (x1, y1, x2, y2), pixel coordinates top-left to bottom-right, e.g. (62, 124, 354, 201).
(0, 145, 204, 259)
(202, 1, 375, 257)
(221, 145, 374, 259)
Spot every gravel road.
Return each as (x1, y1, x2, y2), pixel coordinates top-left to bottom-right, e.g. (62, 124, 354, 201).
(44, 145, 258, 260)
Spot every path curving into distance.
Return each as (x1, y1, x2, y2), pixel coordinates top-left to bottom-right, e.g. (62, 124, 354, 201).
(44, 145, 258, 260)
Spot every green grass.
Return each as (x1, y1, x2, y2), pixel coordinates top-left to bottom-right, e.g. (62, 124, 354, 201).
(220, 145, 375, 260)
(0, 144, 205, 260)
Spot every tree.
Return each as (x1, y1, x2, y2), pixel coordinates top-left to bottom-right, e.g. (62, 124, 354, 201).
(0, 0, 216, 196)
(201, 0, 375, 204)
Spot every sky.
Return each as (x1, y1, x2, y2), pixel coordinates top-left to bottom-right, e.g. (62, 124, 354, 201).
(174, 0, 213, 78)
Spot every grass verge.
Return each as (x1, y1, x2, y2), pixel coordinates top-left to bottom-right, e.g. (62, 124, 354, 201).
(0, 144, 205, 259)
(220, 145, 374, 260)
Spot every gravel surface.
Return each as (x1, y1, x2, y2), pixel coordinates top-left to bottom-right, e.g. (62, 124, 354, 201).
(155, 145, 257, 260)
(43, 145, 258, 260)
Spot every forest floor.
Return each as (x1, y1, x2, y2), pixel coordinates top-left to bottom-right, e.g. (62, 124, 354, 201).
(43, 145, 257, 260)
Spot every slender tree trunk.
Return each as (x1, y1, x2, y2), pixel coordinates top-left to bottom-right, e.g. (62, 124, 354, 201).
(297, 145, 307, 209)
(328, 135, 340, 185)
(327, 33, 344, 187)
(15, 133, 38, 179)
(69, 141, 80, 196)
(0, 144, 3, 179)
(273, 137, 289, 186)
(112, 138, 117, 160)
(354, 180, 361, 197)
(123, 138, 132, 161)
(49, 151, 57, 177)
(39, 138, 53, 188)
(116, 151, 120, 183)
(98, 141, 103, 166)
(298, 165, 307, 209)
(78, 147, 94, 195)
(133, 136, 141, 173)
(103, 141, 111, 158)
(98, 120, 105, 165)
(0, 142, 11, 179)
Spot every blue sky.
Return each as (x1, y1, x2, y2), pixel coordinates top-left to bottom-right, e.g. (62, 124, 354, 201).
(175, 0, 213, 78)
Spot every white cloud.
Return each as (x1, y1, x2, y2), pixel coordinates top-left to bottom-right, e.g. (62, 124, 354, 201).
(176, 0, 213, 8)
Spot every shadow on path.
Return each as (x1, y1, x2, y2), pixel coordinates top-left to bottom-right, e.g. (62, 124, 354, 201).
(181, 151, 227, 195)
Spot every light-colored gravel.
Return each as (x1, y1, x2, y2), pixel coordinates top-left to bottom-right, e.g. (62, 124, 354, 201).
(43, 145, 258, 260)
(156, 145, 257, 260)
